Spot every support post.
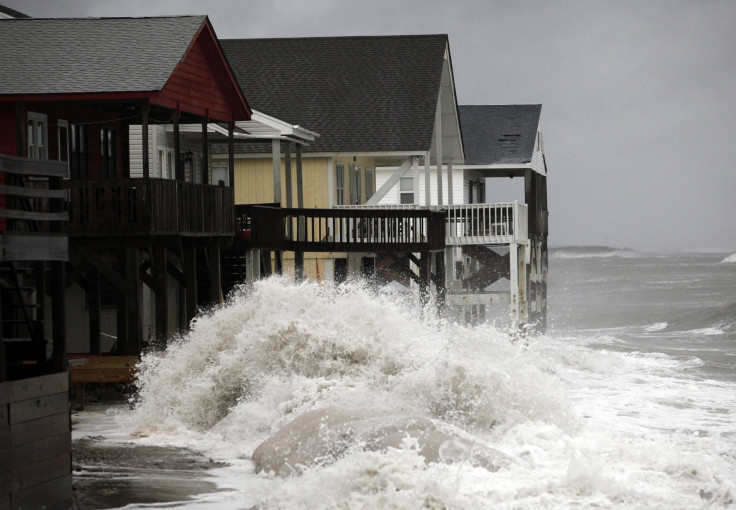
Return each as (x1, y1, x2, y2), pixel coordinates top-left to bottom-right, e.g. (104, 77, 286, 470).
(284, 142, 292, 208)
(272, 139, 282, 205)
(89, 268, 101, 355)
(141, 101, 150, 179)
(125, 248, 142, 354)
(174, 110, 183, 181)
(419, 250, 430, 310)
(447, 161, 453, 205)
(245, 249, 261, 284)
(201, 114, 209, 184)
(184, 241, 198, 324)
(435, 104, 443, 206)
(50, 260, 66, 373)
(154, 245, 168, 342)
(228, 120, 235, 192)
(296, 144, 304, 209)
(207, 243, 222, 304)
(424, 153, 431, 206)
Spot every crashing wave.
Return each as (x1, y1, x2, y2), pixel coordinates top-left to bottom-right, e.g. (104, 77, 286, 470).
(721, 253, 736, 263)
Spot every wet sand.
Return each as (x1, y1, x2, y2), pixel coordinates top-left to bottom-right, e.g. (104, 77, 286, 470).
(72, 406, 228, 509)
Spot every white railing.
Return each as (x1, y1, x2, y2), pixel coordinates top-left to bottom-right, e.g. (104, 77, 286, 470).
(445, 201, 528, 245)
(333, 202, 529, 245)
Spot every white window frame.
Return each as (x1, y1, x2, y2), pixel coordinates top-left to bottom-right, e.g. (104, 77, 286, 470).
(27, 112, 48, 160)
(399, 175, 414, 204)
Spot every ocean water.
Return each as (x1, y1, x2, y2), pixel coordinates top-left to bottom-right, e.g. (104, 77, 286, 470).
(77, 248, 736, 509)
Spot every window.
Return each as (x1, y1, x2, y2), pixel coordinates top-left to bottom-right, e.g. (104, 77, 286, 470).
(349, 164, 361, 204)
(399, 176, 414, 204)
(101, 127, 116, 178)
(365, 167, 374, 200)
(70, 123, 88, 178)
(335, 161, 345, 205)
(26, 112, 48, 159)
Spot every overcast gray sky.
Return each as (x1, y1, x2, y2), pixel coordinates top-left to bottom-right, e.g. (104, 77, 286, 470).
(7, 0, 736, 252)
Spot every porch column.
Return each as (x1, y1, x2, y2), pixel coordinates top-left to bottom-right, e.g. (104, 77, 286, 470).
(447, 162, 453, 205)
(154, 245, 168, 342)
(208, 243, 222, 304)
(50, 260, 66, 372)
(412, 156, 419, 202)
(424, 152, 431, 206)
(284, 142, 293, 208)
(295, 145, 305, 282)
(296, 145, 304, 208)
(124, 248, 142, 354)
(141, 101, 150, 179)
(228, 120, 235, 191)
(184, 240, 198, 324)
(174, 110, 183, 181)
(435, 104, 443, 206)
(201, 114, 209, 184)
(272, 139, 282, 205)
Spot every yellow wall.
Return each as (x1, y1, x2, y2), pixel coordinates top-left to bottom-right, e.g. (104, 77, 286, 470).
(233, 155, 377, 208)
(233, 156, 330, 207)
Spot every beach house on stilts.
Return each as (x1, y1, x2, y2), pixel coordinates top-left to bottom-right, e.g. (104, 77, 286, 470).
(216, 35, 549, 331)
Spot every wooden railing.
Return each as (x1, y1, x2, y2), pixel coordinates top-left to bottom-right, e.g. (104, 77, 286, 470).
(236, 205, 446, 253)
(67, 179, 234, 237)
(0, 154, 68, 261)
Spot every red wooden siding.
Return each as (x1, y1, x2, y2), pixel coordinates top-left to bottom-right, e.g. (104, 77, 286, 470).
(158, 23, 250, 122)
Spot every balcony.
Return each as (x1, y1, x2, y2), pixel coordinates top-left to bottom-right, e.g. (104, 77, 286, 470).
(335, 202, 529, 246)
(236, 205, 446, 253)
(67, 179, 234, 237)
(445, 202, 528, 245)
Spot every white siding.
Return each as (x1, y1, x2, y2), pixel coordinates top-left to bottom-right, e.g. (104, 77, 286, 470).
(375, 166, 465, 206)
(129, 125, 205, 180)
(530, 130, 546, 175)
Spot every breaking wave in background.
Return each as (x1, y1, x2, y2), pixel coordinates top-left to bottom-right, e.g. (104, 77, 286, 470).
(121, 277, 736, 509)
(722, 253, 736, 264)
(550, 246, 645, 259)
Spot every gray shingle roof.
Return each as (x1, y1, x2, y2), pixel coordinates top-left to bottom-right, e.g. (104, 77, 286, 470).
(458, 105, 541, 165)
(220, 35, 448, 153)
(0, 16, 206, 95)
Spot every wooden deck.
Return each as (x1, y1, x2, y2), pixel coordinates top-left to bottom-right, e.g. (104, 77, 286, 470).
(67, 178, 234, 238)
(236, 205, 446, 253)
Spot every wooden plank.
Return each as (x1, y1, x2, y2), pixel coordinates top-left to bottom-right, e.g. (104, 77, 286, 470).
(0, 184, 68, 199)
(0, 462, 10, 497)
(0, 154, 67, 178)
(0, 424, 8, 451)
(0, 383, 9, 405)
(10, 473, 72, 510)
(10, 412, 68, 447)
(1, 235, 69, 263)
(8, 372, 68, 401)
(69, 355, 138, 369)
(11, 432, 70, 468)
(9, 392, 68, 425)
(70, 368, 136, 383)
(11, 453, 69, 492)
(0, 209, 68, 221)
